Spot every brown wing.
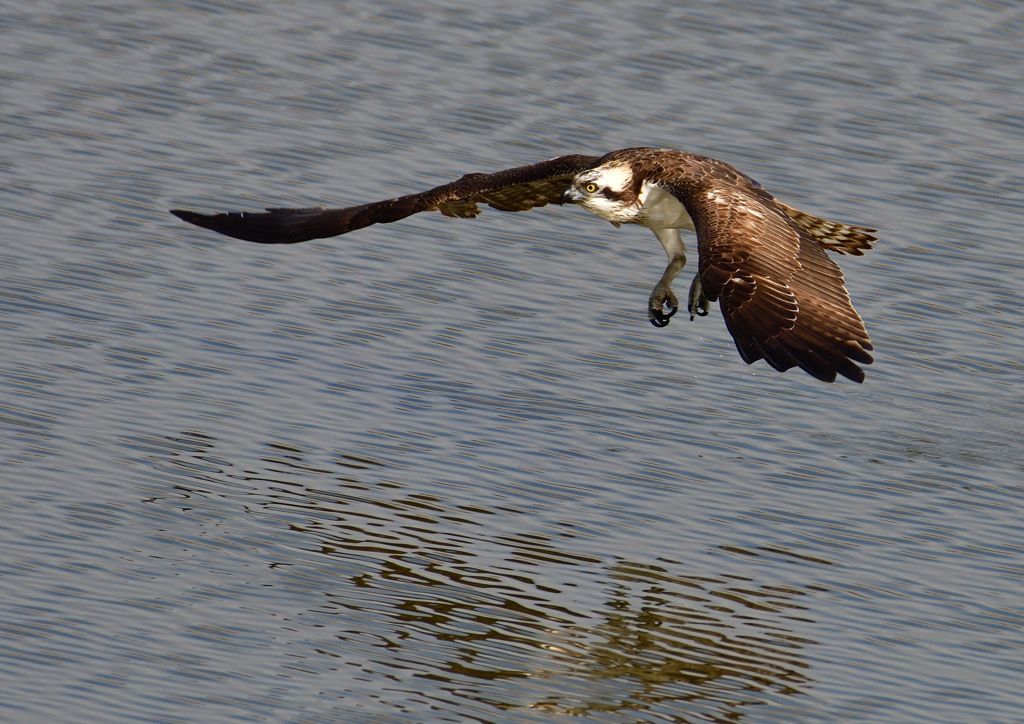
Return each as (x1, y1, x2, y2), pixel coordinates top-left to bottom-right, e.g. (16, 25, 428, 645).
(661, 159, 873, 383)
(170, 154, 601, 244)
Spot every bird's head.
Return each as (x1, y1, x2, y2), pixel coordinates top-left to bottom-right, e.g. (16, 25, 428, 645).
(560, 163, 639, 223)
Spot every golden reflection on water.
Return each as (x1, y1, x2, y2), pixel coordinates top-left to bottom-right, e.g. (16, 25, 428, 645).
(145, 431, 816, 721)
(529, 562, 812, 718)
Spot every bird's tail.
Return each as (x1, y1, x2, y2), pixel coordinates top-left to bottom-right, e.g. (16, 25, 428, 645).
(777, 202, 877, 256)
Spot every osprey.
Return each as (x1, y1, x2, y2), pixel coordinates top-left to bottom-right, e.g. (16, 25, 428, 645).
(172, 148, 876, 383)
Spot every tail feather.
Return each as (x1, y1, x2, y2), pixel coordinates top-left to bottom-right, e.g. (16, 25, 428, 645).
(777, 202, 877, 256)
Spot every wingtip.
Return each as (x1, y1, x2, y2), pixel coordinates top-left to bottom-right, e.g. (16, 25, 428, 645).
(170, 209, 205, 223)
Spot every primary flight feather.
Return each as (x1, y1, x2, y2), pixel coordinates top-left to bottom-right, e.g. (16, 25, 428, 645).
(171, 148, 876, 383)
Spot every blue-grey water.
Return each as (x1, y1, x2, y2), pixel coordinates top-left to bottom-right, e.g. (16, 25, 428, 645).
(2, 1, 1024, 722)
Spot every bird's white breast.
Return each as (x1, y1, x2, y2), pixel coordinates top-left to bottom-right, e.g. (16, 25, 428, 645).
(636, 181, 695, 231)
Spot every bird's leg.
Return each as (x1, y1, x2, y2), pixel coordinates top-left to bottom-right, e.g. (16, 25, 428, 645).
(648, 253, 684, 328)
(688, 273, 710, 320)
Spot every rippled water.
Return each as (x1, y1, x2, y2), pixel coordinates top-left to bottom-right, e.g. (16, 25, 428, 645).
(2, 1, 1024, 722)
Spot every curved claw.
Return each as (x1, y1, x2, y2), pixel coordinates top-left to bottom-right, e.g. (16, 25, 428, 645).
(649, 284, 679, 328)
(688, 274, 711, 320)
(649, 304, 677, 328)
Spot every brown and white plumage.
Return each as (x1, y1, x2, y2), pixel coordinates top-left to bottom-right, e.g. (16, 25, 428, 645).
(171, 148, 876, 383)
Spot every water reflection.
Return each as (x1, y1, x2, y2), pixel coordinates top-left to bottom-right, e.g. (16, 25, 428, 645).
(141, 430, 817, 722)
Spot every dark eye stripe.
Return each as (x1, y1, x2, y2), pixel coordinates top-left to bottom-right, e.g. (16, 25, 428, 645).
(600, 188, 622, 201)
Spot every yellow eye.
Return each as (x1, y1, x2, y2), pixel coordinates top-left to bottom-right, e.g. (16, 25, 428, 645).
(584, 183, 598, 193)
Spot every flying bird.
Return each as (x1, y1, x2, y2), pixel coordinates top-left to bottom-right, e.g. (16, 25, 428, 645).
(171, 148, 876, 382)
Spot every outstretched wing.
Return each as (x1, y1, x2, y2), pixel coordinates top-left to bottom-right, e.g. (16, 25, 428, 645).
(664, 159, 874, 383)
(170, 154, 601, 244)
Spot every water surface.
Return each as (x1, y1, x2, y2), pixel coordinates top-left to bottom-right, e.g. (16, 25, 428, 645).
(2, 1, 1024, 722)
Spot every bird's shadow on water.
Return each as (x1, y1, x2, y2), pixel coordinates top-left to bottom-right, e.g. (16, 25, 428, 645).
(132, 429, 824, 723)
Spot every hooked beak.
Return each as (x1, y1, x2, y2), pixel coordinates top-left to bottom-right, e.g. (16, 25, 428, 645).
(560, 186, 583, 205)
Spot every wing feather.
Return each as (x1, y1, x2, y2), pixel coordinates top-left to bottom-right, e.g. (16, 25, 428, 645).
(170, 154, 601, 244)
(655, 153, 873, 383)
